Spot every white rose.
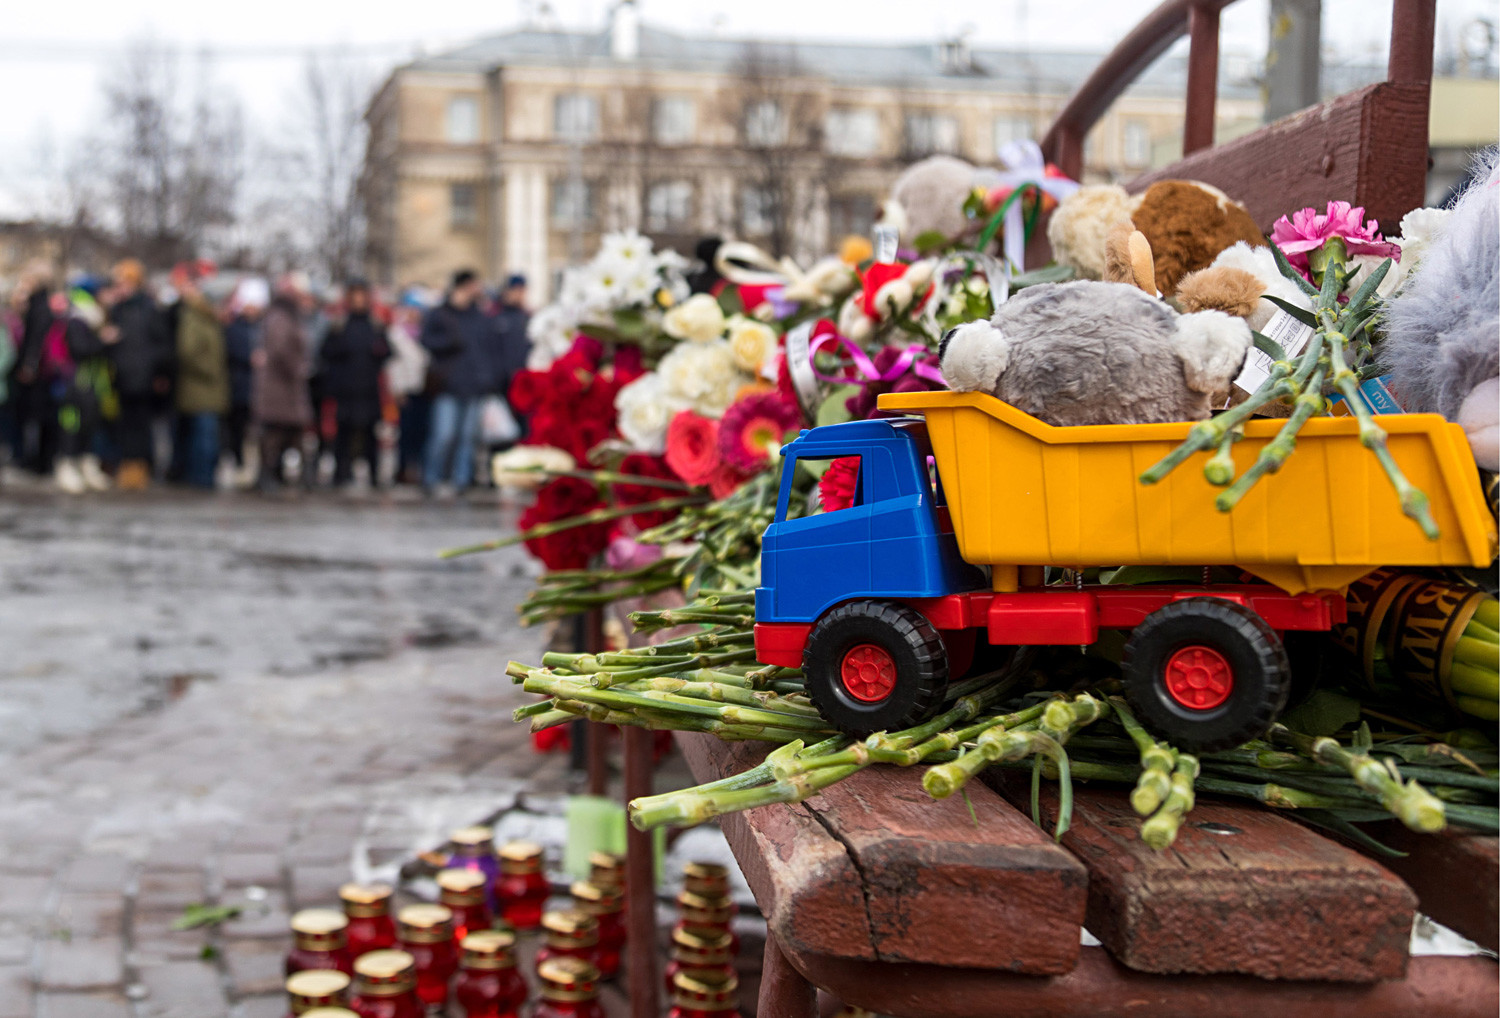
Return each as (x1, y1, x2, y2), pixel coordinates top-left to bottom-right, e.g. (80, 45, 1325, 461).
(663, 293, 727, 343)
(727, 317, 779, 373)
(903, 259, 937, 291)
(491, 445, 576, 488)
(872, 278, 914, 318)
(838, 299, 873, 342)
(615, 373, 686, 455)
(659, 339, 748, 418)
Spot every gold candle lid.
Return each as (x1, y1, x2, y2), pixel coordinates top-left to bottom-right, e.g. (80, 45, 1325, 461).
(290, 908, 349, 951)
(397, 903, 455, 944)
(437, 868, 489, 905)
(352, 949, 416, 995)
(672, 924, 734, 952)
(538, 956, 601, 1002)
(671, 967, 740, 1011)
(451, 826, 495, 851)
(682, 861, 730, 896)
(542, 908, 599, 949)
(677, 890, 734, 923)
(300, 1011, 359, 1018)
(588, 850, 624, 887)
(286, 968, 351, 1007)
(460, 928, 517, 970)
(338, 883, 393, 918)
(570, 879, 623, 916)
(498, 839, 543, 874)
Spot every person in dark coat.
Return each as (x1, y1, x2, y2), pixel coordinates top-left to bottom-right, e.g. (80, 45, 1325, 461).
(485, 273, 531, 456)
(9, 263, 55, 473)
(253, 276, 313, 491)
(222, 279, 267, 479)
(420, 269, 492, 493)
(102, 259, 171, 490)
(320, 280, 391, 488)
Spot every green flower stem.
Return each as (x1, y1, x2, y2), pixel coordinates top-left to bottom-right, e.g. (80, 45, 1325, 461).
(529, 708, 582, 731)
(1203, 425, 1243, 487)
(1140, 754, 1199, 849)
(1140, 371, 1295, 484)
(1323, 323, 1439, 538)
(520, 673, 834, 733)
(629, 761, 863, 829)
(513, 699, 561, 720)
(1111, 698, 1177, 816)
(1215, 365, 1327, 511)
(441, 495, 709, 558)
(1270, 724, 1445, 832)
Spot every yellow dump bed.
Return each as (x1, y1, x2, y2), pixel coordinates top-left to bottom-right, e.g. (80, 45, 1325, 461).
(878, 391, 1497, 594)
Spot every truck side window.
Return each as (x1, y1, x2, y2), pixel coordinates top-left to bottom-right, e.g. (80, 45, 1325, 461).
(810, 456, 863, 513)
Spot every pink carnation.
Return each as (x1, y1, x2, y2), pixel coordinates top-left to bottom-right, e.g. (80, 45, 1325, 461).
(1270, 201, 1401, 278)
(717, 393, 802, 473)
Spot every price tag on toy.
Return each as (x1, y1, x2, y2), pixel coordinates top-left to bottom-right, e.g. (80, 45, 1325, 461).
(1234, 308, 1314, 393)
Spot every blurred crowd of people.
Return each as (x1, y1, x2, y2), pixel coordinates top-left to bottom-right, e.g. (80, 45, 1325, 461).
(0, 262, 532, 497)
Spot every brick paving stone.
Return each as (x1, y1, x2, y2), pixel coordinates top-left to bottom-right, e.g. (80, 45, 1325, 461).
(128, 909, 211, 964)
(287, 865, 347, 911)
(0, 875, 52, 920)
(134, 872, 205, 911)
(216, 853, 282, 889)
(221, 940, 286, 997)
(0, 966, 30, 1018)
(50, 893, 125, 939)
(58, 855, 132, 893)
(37, 937, 123, 991)
(224, 824, 295, 853)
(219, 891, 291, 941)
(0, 931, 30, 966)
(37, 994, 134, 1018)
(233, 996, 287, 1018)
(283, 835, 350, 867)
(136, 961, 227, 1018)
(140, 840, 214, 874)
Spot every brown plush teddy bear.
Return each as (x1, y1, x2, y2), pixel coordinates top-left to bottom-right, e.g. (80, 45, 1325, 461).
(1049, 180, 1268, 297)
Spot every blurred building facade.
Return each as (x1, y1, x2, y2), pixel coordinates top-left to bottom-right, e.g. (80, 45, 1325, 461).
(361, 7, 1268, 295)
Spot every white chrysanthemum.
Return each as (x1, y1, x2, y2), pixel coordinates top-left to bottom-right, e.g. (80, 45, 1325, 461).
(663, 293, 727, 343)
(599, 229, 654, 271)
(620, 269, 659, 307)
(659, 339, 749, 417)
(526, 304, 578, 370)
(582, 261, 630, 309)
(491, 445, 576, 488)
(726, 316, 779, 373)
(615, 372, 688, 454)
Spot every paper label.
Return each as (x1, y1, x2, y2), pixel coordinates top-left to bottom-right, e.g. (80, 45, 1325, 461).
(782, 321, 821, 420)
(1235, 309, 1314, 393)
(1330, 376, 1404, 416)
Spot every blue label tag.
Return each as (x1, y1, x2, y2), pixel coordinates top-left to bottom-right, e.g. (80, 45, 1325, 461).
(1331, 376, 1403, 415)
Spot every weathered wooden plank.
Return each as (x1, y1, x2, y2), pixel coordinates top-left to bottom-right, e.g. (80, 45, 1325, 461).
(677, 733, 1088, 973)
(989, 776, 1417, 981)
(1367, 824, 1499, 953)
(791, 945, 1498, 1018)
(1128, 81, 1429, 237)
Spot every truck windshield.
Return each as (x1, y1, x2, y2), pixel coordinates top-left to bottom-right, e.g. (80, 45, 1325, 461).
(776, 455, 862, 522)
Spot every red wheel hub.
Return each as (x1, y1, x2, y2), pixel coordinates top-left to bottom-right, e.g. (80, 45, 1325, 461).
(1163, 645, 1234, 710)
(840, 644, 898, 703)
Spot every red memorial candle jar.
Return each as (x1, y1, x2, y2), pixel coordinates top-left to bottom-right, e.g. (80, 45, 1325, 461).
(673, 892, 739, 954)
(284, 969, 350, 1016)
(587, 851, 624, 893)
(287, 909, 354, 977)
(533, 957, 605, 1018)
(681, 862, 731, 900)
(339, 883, 397, 960)
(396, 903, 458, 1009)
(534, 909, 600, 974)
(495, 840, 549, 931)
(300, 1010, 359, 1018)
(663, 925, 735, 997)
(452, 929, 528, 1018)
(438, 868, 494, 943)
(669, 968, 742, 1018)
(347, 950, 424, 1018)
(570, 880, 625, 978)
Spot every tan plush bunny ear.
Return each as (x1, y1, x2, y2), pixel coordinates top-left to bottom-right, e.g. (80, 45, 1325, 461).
(1127, 230, 1158, 297)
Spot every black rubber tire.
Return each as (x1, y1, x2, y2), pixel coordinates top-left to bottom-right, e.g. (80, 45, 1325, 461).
(1122, 598, 1291, 753)
(803, 601, 948, 737)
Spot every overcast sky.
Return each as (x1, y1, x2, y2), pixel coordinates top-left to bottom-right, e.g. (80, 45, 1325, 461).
(0, 0, 1494, 213)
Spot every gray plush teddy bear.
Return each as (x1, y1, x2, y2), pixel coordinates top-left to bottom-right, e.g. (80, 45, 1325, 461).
(939, 280, 1252, 426)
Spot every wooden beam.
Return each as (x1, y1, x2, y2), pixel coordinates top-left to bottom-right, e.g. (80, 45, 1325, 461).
(1366, 824, 1498, 953)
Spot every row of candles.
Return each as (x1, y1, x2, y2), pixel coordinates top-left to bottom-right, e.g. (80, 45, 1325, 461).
(278, 826, 744, 1017)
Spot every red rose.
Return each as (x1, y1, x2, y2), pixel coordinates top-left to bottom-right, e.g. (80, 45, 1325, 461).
(664, 411, 722, 487)
(519, 476, 611, 570)
(508, 369, 544, 414)
(616, 453, 684, 530)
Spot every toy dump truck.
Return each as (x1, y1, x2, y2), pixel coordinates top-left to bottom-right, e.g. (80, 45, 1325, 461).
(754, 391, 1497, 751)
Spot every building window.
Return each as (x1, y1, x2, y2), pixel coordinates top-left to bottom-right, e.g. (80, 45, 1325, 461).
(651, 97, 696, 145)
(828, 193, 876, 240)
(744, 100, 786, 147)
(740, 186, 774, 235)
(551, 178, 596, 227)
(992, 115, 1032, 156)
(1123, 119, 1151, 167)
(905, 112, 959, 156)
(446, 96, 480, 143)
(646, 181, 694, 232)
(825, 108, 879, 157)
(554, 94, 599, 143)
(450, 183, 478, 230)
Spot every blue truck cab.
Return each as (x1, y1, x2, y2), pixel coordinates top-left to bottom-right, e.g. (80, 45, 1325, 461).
(755, 418, 983, 626)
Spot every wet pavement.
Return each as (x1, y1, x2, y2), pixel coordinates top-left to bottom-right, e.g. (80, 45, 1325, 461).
(0, 487, 573, 1016)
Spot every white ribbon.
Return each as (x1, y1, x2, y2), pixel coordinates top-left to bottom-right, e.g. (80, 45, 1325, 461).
(713, 241, 805, 289)
(980, 139, 1081, 275)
